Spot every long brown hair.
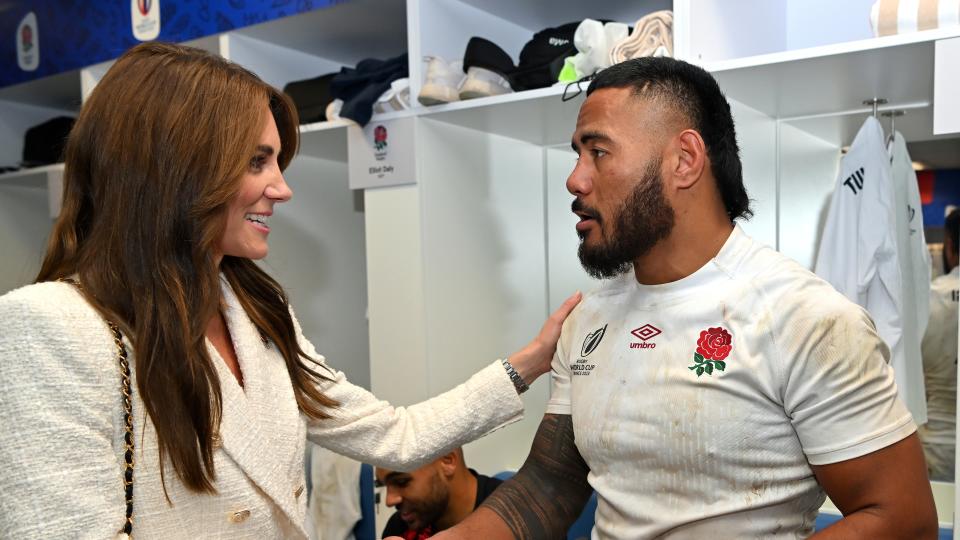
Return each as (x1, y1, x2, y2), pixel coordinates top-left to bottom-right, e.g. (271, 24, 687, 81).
(37, 42, 338, 494)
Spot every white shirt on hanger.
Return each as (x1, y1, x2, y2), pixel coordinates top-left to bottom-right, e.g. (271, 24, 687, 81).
(815, 116, 927, 423)
(889, 130, 932, 403)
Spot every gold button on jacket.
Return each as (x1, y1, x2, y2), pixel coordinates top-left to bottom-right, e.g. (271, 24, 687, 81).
(229, 509, 251, 523)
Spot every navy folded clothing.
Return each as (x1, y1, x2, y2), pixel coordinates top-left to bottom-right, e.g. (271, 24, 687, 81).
(330, 54, 408, 126)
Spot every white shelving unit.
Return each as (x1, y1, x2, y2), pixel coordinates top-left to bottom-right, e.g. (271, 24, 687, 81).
(3, 0, 960, 535)
(0, 163, 62, 187)
(0, 59, 79, 294)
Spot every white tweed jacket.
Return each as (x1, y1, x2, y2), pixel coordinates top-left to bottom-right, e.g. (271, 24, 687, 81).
(0, 280, 523, 539)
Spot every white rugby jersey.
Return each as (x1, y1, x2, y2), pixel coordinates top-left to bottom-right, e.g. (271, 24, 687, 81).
(548, 225, 914, 539)
(921, 267, 959, 446)
(815, 117, 926, 424)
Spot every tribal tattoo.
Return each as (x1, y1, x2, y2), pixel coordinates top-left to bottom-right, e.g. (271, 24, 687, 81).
(482, 414, 593, 539)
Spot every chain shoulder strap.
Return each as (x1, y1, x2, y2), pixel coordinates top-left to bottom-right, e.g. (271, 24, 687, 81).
(59, 279, 135, 538)
(110, 321, 135, 538)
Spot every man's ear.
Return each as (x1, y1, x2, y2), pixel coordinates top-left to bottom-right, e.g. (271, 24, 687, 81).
(438, 451, 458, 477)
(671, 129, 707, 190)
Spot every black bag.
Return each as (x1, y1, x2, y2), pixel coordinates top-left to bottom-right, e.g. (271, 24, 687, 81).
(510, 22, 580, 91)
(283, 72, 337, 125)
(22, 116, 74, 166)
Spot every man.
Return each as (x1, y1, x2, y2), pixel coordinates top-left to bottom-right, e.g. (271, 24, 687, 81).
(920, 208, 960, 481)
(376, 448, 502, 539)
(420, 58, 939, 538)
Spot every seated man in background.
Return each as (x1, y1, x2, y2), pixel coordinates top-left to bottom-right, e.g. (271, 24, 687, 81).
(376, 448, 502, 539)
(921, 208, 960, 481)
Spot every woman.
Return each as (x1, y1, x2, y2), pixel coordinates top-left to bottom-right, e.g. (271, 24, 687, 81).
(0, 42, 580, 538)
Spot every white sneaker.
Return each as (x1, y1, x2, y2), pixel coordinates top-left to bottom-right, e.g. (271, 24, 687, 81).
(374, 78, 411, 113)
(418, 56, 464, 106)
(324, 99, 358, 125)
(326, 99, 343, 120)
(458, 66, 512, 100)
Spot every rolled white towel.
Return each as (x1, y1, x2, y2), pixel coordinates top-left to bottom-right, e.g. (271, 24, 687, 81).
(609, 10, 674, 65)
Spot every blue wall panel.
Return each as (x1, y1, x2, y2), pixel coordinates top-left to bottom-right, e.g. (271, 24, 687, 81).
(0, 0, 345, 88)
(922, 169, 960, 227)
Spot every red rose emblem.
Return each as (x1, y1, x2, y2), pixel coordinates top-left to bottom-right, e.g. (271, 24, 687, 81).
(374, 125, 387, 143)
(689, 326, 732, 377)
(696, 327, 732, 361)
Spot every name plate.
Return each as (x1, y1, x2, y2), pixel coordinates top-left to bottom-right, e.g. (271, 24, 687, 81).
(347, 117, 417, 189)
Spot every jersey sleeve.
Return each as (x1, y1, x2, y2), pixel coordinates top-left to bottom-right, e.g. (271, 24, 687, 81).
(545, 317, 574, 415)
(778, 287, 916, 466)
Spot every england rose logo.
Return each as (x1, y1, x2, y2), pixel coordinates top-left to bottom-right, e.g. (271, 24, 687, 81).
(21, 25, 32, 52)
(688, 326, 732, 377)
(373, 125, 388, 152)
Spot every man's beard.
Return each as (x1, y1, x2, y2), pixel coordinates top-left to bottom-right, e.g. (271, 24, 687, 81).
(576, 158, 675, 279)
(398, 472, 449, 530)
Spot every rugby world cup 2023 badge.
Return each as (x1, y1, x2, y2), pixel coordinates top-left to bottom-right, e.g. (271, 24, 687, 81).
(581, 324, 607, 357)
(573, 324, 606, 376)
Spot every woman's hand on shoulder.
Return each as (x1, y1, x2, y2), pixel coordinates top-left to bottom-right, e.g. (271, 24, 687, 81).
(507, 291, 582, 386)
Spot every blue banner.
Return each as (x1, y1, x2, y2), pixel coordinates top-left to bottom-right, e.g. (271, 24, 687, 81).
(1, 0, 344, 88)
(921, 169, 960, 227)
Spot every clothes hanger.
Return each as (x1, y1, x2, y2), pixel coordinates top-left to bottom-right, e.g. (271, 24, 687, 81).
(881, 110, 905, 147)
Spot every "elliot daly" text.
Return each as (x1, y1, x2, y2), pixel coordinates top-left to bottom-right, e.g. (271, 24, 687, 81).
(369, 165, 394, 177)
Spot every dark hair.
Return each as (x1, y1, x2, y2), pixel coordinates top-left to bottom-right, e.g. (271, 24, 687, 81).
(37, 42, 338, 495)
(587, 57, 752, 221)
(946, 208, 960, 256)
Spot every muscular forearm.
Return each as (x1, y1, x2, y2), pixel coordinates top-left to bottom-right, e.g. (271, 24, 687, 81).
(810, 508, 938, 540)
(442, 414, 592, 539)
(811, 434, 938, 540)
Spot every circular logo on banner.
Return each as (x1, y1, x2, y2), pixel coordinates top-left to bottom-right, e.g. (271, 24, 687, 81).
(131, 0, 161, 41)
(16, 12, 39, 72)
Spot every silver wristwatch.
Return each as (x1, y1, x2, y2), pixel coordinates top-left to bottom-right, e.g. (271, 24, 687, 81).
(501, 358, 529, 395)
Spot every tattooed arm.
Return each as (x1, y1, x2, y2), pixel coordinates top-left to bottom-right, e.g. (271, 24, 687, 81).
(433, 413, 593, 539)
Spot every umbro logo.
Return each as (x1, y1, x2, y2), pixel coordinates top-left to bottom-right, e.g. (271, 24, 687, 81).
(581, 324, 607, 357)
(629, 324, 661, 349)
(631, 324, 661, 341)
